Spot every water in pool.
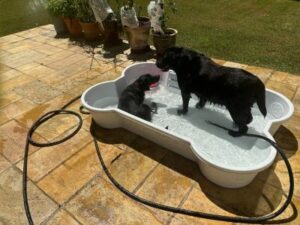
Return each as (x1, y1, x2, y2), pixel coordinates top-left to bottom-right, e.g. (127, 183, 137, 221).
(93, 97, 119, 109)
(96, 85, 273, 170)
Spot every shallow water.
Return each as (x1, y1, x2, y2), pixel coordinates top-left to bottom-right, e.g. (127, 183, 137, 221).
(93, 97, 119, 109)
(95, 85, 273, 170)
(147, 86, 272, 169)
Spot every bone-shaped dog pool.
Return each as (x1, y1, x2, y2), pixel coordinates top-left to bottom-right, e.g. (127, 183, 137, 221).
(81, 62, 294, 188)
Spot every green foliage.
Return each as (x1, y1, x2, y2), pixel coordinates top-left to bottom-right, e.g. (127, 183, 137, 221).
(74, 0, 96, 22)
(64, 0, 78, 18)
(160, 0, 176, 31)
(47, 0, 77, 18)
(46, 0, 64, 16)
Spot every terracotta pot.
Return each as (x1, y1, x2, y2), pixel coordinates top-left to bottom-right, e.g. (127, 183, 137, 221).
(80, 22, 101, 40)
(152, 28, 177, 56)
(63, 17, 82, 37)
(102, 18, 122, 46)
(125, 17, 151, 53)
(52, 16, 68, 35)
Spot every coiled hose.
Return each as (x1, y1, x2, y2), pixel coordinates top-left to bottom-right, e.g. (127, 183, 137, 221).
(23, 95, 294, 225)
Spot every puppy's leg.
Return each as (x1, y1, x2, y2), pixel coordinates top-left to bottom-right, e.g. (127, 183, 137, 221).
(227, 106, 252, 137)
(178, 91, 190, 115)
(137, 104, 152, 121)
(151, 102, 158, 113)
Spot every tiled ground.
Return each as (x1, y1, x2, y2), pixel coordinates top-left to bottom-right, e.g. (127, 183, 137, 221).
(0, 25, 300, 225)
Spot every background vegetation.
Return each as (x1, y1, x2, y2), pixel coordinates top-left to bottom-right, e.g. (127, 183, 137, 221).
(1, 0, 299, 74)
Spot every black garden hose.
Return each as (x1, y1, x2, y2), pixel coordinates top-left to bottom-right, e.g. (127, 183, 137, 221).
(23, 95, 294, 225)
(23, 95, 83, 225)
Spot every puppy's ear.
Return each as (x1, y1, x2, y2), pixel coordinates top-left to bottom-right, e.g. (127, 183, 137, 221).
(141, 81, 150, 91)
(137, 75, 151, 91)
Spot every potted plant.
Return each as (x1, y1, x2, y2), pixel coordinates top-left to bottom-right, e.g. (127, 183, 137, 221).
(119, 0, 151, 53)
(74, 0, 101, 40)
(148, 0, 177, 56)
(46, 0, 68, 35)
(62, 0, 82, 36)
(89, 0, 122, 46)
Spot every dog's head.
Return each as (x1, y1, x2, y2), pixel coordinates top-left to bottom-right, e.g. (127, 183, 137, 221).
(135, 74, 160, 91)
(156, 47, 200, 74)
(156, 47, 183, 71)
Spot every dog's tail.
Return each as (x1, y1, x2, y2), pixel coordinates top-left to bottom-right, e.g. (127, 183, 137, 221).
(255, 80, 267, 117)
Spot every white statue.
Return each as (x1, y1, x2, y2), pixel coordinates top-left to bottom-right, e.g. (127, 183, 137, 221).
(147, 0, 165, 34)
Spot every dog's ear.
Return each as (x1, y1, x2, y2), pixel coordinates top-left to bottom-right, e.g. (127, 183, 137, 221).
(190, 55, 201, 74)
(141, 81, 150, 91)
(137, 75, 151, 91)
(178, 53, 192, 68)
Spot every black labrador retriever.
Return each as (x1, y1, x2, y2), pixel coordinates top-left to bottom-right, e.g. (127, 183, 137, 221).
(118, 74, 160, 121)
(156, 47, 267, 136)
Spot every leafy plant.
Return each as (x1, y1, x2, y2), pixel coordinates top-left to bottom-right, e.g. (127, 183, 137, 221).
(62, 0, 77, 18)
(47, 0, 77, 18)
(74, 0, 96, 22)
(46, 0, 65, 17)
(161, 0, 176, 31)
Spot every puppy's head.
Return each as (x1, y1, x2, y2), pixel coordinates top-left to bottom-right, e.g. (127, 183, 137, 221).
(135, 74, 160, 91)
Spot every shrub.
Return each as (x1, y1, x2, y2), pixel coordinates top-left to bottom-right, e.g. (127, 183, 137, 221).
(47, 0, 77, 18)
(74, 0, 96, 22)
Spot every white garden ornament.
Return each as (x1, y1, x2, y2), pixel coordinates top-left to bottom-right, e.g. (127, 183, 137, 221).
(147, 0, 165, 34)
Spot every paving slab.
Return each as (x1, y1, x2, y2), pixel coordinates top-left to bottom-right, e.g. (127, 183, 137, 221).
(38, 142, 122, 204)
(0, 25, 300, 225)
(0, 167, 57, 225)
(66, 176, 163, 225)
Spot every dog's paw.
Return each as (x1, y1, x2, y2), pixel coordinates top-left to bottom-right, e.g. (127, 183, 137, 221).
(151, 102, 157, 108)
(228, 130, 243, 137)
(151, 102, 158, 113)
(196, 102, 204, 109)
(177, 109, 187, 115)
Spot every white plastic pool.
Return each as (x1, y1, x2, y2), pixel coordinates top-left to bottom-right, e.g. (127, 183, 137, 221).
(81, 62, 294, 188)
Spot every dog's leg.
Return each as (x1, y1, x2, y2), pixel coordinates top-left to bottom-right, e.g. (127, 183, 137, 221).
(151, 102, 158, 113)
(196, 98, 207, 109)
(137, 104, 152, 121)
(178, 91, 190, 115)
(227, 106, 252, 137)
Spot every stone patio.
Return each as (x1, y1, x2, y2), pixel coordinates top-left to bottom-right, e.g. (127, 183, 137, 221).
(0, 25, 300, 225)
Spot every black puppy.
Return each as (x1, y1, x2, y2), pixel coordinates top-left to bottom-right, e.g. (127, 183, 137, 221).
(118, 74, 160, 121)
(156, 47, 267, 136)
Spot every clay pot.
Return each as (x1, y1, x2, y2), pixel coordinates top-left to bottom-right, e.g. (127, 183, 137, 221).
(63, 17, 82, 37)
(80, 22, 101, 40)
(124, 17, 151, 54)
(152, 28, 177, 56)
(52, 16, 68, 35)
